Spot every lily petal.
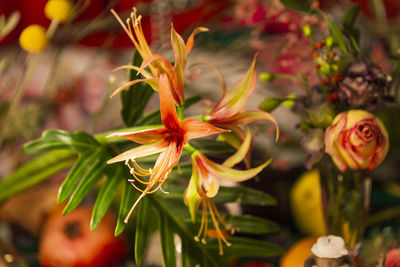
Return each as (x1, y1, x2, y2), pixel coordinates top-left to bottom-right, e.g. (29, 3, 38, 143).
(107, 127, 167, 144)
(149, 140, 183, 184)
(171, 26, 186, 95)
(218, 110, 279, 142)
(159, 73, 180, 131)
(209, 57, 257, 120)
(195, 151, 272, 182)
(184, 168, 202, 222)
(110, 78, 158, 98)
(107, 140, 167, 164)
(181, 119, 228, 141)
(185, 27, 209, 54)
(223, 127, 251, 167)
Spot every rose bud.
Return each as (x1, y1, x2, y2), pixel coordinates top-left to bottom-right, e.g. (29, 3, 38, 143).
(337, 61, 390, 111)
(324, 110, 389, 172)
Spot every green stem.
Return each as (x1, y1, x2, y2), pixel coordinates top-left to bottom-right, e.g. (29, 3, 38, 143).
(183, 144, 196, 155)
(177, 104, 185, 121)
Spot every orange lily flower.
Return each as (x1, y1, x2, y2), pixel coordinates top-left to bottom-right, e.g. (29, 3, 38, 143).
(203, 57, 279, 141)
(107, 73, 227, 222)
(184, 129, 272, 255)
(110, 8, 208, 105)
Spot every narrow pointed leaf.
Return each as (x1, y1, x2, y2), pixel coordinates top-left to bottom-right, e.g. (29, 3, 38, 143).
(23, 130, 100, 154)
(280, 0, 313, 13)
(63, 156, 107, 215)
(159, 210, 177, 267)
(343, 4, 361, 29)
(121, 50, 154, 127)
(208, 237, 283, 259)
(181, 239, 198, 267)
(190, 139, 235, 154)
(226, 215, 279, 234)
(0, 150, 75, 203)
(135, 198, 156, 266)
(90, 165, 123, 231)
(214, 186, 277, 206)
(115, 179, 139, 236)
(325, 18, 348, 54)
(58, 148, 104, 203)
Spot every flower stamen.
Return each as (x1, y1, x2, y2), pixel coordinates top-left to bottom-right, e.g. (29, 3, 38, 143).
(194, 199, 231, 255)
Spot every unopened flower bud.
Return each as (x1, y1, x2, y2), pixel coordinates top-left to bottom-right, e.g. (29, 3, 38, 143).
(259, 72, 275, 82)
(303, 25, 313, 37)
(325, 36, 334, 49)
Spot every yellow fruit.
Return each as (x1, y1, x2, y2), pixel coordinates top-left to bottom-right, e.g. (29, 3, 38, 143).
(280, 237, 317, 267)
(45, 0, 72, 22)
(19, 25, 48, 53)
(290, 169, 327, 236)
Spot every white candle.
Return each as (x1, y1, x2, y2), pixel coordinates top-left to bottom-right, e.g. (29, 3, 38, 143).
(311, 235, 349, 258)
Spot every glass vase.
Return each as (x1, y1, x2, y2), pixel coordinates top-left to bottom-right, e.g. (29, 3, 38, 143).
(318, 155, 372, 252)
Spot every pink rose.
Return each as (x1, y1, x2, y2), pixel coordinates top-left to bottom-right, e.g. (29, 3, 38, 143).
(324, 110, 389, 172)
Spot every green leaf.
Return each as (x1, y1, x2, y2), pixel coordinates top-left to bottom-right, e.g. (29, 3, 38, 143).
(226, 215, 279, 235)
(259, 98, 282, 112)
(115, 179, 139, 236)
(208, 237, 284, 259)
(343, 4, 361, 29)
(63, 155, 108, 215)
(183, 95, 202, 109)
(279, 0, 313, 13)
(90, 165, 123, 231)
(151, 196, 219, 266)
(325, 18, 348, 54)
(135, 198, 156, 266)
(214, 186, 277, 206)
(0, 150, 75, 203)
(159, 210, 177, 267)
(23, 129, 100, 154)
(190, 139, 235, 155)
(181, 239, 200, 267)
(121, 50, 154, 127)
(58, 148, 105, 203)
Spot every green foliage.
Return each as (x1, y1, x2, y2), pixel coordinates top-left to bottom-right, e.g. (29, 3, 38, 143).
(325, 18, 348, 54)
(121, 50, 154, 127)
(343, 4, 361, 29)
(0, 150, 75, 203)
(279, 0, 313, 13)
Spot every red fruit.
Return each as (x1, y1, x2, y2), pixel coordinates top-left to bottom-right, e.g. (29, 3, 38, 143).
(386, 248, 400, 267)
(39, 206, 127, 267)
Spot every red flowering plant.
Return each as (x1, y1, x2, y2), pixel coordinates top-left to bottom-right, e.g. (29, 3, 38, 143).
(1, 5, 283, 266)
(258, 0, 398, 257)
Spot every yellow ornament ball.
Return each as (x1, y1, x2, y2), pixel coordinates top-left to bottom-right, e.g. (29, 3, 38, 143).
(19, 25, 48, 53)
(290, 169, 327, 237)
(45, 0, 72, 22)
